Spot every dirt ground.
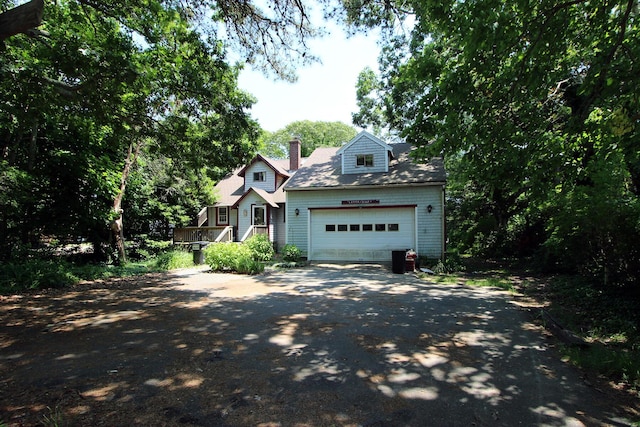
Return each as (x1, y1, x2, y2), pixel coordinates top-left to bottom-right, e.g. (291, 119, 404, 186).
(1, 264, 638, 427)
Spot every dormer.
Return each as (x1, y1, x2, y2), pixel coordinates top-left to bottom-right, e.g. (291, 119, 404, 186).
(237, 154, 290, 193)
(336, 131, 394, 175)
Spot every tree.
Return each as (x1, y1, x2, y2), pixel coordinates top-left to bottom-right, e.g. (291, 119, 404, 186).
(349, 0, 640, 284)
(3, 0, 330, 262)
(260, 120, 357, 158)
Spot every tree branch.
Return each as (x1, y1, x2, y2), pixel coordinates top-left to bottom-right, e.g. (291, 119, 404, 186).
(0, 0, 44, 41)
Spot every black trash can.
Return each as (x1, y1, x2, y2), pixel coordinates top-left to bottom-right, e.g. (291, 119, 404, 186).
(392, 250, 406, 274)
(192, 241, 209, 265)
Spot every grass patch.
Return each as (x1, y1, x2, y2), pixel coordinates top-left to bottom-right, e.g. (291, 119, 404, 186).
(561, 344, 640, 390)
(465, 276, 516, 292)
(534, 275, 640, 390)
(154, 249, 194, 270)
(0, 249, 195, 294)
(419, 272, 516, 292)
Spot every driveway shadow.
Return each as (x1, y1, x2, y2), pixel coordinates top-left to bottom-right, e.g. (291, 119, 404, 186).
(0, 265, 634, 426)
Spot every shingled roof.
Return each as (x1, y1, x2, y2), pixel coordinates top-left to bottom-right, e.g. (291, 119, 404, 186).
(284, 143, 445, 190)
(213, 158, 290, 206)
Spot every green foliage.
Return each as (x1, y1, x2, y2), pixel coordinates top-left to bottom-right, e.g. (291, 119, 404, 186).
(534, 275, 640, 390)
(351, 0, 640, 287)
(244, 234, 275, 262)
(421, 252, 466, 275)
(259, 121, 357, 158)
(0, 259, 79, 293)
(40, 405, 66, 427)
(281, 244, 302, 262)
(154, 249, 194, 270)
(563, 344, 640, 391)
(204, 242, 264, 274)
(0, 0, 265, 261)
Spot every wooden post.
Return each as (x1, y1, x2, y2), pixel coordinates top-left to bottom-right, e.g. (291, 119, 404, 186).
(0, 0, 45, 41)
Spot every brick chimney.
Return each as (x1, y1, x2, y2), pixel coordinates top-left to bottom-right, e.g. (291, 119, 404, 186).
(289, 137, 301, 171)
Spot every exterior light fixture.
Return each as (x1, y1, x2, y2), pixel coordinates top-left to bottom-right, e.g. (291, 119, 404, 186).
(427, 205, 433, 213)
(295, 208, 300, 216)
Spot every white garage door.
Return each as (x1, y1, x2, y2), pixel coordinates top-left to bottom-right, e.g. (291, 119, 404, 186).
(309, 207, 416, 261)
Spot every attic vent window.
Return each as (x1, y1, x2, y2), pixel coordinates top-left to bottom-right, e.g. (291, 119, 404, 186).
(253, 171, 266, 182)
(356, 154, 374, 167)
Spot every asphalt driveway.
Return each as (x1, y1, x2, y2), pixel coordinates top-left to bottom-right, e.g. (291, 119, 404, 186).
(0, 264, 634, 426)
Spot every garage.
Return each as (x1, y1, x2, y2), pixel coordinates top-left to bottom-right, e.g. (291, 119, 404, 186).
(309, 206, 417, 261)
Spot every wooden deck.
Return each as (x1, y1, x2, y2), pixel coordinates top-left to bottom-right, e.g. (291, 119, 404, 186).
(172, 225, 268, 244)
(172, 226, 234, 244)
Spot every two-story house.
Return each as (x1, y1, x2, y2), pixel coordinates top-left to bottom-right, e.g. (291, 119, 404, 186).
(175, 131, 446, 263)
(284, 131, 446, 262)
(173, 138, 303, 250)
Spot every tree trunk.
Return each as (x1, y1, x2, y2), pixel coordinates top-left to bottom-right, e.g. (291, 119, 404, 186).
(111, 140, 143, 265)
(0, 0, 44, 41)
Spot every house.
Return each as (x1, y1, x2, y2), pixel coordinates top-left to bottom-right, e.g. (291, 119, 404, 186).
(174, 131, 446, 262)
(172, 138, 303, 249)
(284, 131, 446, 262)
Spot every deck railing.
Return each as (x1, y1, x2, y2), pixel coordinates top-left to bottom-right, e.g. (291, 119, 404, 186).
(214, 226, 234, 243)
(197, 207, 208, 227)
(173, 226, 234, 244)
(239, 225, 268, 242)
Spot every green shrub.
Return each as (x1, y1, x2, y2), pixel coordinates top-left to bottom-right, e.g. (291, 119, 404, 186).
(244, 234, 274, 262)
(0, 259, 79, 293)
(155, 249, 194, 270)
(281, 244, 302, 262)
(204, 242, 263, 273)
(234, 256, 265, 275)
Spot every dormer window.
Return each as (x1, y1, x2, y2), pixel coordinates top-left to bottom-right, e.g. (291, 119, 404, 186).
(356, 154, 374, 167)
(253, 171, 266, 182)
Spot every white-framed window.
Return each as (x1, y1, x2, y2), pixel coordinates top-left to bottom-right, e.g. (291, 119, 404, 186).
(356, 154, 374, 167)
(253, 171, 266, 182)
(253, 205, 266, 225)
(217, 207, 228, 225)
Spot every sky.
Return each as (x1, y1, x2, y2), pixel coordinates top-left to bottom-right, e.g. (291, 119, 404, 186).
(237, 25, 381, 133)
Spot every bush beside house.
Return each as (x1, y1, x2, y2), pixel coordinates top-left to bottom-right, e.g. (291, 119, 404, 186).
(204, 234, 274, 275)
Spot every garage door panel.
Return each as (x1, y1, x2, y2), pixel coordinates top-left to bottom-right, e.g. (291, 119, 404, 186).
(310, 207, 415, 261)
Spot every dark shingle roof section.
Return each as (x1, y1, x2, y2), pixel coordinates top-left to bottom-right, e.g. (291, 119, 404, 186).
(214, 158, 292, 206)
(284, 143, 445, 190)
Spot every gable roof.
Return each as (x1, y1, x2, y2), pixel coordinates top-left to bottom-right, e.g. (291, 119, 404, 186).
(237, 154, 290, 179)
(213, 157, 290, 207)
(284, 143, 445, 190)
(232, 187, 281, 209)
(336, 130, 394, 157)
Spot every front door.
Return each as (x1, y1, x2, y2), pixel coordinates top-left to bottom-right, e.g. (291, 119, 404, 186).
(253, 205, 266, 226)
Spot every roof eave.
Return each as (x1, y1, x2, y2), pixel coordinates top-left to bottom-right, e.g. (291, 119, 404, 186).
(284, 181, 446, 191)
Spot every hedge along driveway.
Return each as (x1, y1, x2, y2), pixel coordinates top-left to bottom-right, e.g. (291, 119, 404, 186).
(0, 264, 635, 426)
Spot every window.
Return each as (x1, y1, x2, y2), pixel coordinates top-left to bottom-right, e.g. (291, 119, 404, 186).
(363, 224, 373, 231)
(388, 223, 399, 231)
(356, 154, 374, 167)
(326, 224, 336, 232)
(350, 224, 360, 231)
(218, 207, 228, 225)
(375, 224, 386, 231)
(253, 171, 265, 182)
(337, 224, 348, 231)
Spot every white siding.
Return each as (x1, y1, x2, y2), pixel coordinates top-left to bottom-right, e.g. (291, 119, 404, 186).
(272, 205, 287, 251)
(341, 136, 389, 175)
(286, 185, 445, 260)
(244, 162, 277, 193)
(236, 194, 267, 240)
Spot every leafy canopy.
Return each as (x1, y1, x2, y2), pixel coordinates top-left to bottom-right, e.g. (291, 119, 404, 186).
(259, 120, 357, 158)
(350, 0, 640, 283)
